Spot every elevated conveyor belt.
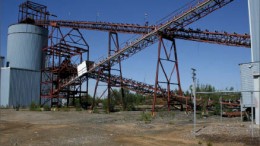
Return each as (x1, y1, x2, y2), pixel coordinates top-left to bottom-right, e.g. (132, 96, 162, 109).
(37, 19, 250, 48)
(89, 72, 240, 108)
(162, 28, 250, 48)
(36, 20, 155, 34)
(60, 0, 235, 88)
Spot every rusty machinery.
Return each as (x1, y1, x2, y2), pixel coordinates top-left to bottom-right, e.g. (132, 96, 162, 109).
(19, 0, 249, 111)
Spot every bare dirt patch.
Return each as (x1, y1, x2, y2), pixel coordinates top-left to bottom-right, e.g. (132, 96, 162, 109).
(0, 109, 259, 146)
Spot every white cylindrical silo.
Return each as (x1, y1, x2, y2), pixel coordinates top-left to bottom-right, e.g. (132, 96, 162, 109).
(6, 24, 48, 71)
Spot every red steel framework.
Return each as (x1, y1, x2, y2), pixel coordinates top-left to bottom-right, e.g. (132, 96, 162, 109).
(56, 0, 235, 112)
(36, 20, 154, 34)
(92, 32, 126, 112)
(19, 1, 49, 28)
(40, 27, 89, 106)
(62, 0, 236, 79)
(161, 28, 250, 48)
(37, 20, 250, 110)
(153, 37, 183, 113)
(20, 0, 246, 111)
(37, 20, 250, 48)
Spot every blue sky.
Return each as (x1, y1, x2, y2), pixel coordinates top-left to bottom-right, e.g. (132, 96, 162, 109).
(0, 0, 251, 94)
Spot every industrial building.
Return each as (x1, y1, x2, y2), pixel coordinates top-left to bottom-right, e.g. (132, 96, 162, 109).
(0, 0, 259, 127)
(0, 56, 4, 106)
(0, 56, 4, 67)
(0, 23, 48, 107)
(247, 0, 260, 125)
(240, 62, 260, 106)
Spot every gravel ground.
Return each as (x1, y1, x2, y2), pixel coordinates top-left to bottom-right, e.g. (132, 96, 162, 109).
(0, 109, 259, 146)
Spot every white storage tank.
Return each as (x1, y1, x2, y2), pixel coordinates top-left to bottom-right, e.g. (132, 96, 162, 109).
(6, 24, 48, 71)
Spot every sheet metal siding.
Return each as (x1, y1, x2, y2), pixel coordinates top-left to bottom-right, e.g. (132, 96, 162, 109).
(0, 57, 2, 102)
(248, 0, 260, 62)
(9, 68, 41, 107)
(0, 56, 4, 67)
(248, 0, 260, 125)
(240, 62, 260, 106)
(7, 24, 48, 71)
(0, 67, 2, 101)
(0, 68, 10, 107)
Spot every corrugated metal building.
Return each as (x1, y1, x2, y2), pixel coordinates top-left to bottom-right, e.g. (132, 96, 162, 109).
(0, 67, 41, 107)
(240, 62, 260, 106)
(0, 56, 4, 67)
(6, 24, 48, 71)
(0, 57, 4, 106)
(248, 0, 260, 125)
(0, 68, 10, 106)
(0, 57, 4, 79)
(0, 24, 48, 107)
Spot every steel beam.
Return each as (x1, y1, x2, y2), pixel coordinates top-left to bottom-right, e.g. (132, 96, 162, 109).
(60, 0, 235, 89)
(162, 28, 250, 48)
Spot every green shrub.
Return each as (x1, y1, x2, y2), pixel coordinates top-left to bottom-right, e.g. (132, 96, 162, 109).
(60, 107, 70, 112)
(15, 104, 20, 111)
(76, 107, 82, 111)
(126, 104, 136, 111)
(102, 99, 115, 113)
(43, 105, 51, 111)
(140, 112, 152, 123)
(74, 99, 82, 111)
(30, 102, 41, 111)
(207, 141, 213, 146)
(0, 105, 9, 109)
(93, 107, 99, 113)
(157, 111, 175, 119)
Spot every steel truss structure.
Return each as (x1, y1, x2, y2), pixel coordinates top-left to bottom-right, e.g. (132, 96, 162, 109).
(63, 0, 236, 79)
(37, 20, 250, 48)
(162, 28, 250, 48)
(56, 0, 236, 112)
(19, 1, 49, 27)
(40, 27, 89, 107)
(19, 0, 245, 111)
(92, 32, 126, 112)
(36, 20, 154, 34)
(153, 37, 182, 112)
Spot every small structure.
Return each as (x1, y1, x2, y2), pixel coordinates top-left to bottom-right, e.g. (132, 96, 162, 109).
(248, 0, 260, 125)
(239, 62, 260, 107)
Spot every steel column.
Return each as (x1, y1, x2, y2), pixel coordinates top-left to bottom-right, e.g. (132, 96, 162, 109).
(152, 36, 183, 113)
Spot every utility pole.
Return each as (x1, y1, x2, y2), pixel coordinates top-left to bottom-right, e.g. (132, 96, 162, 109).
(96, 12, 100, 22)
(240, 96, 243, 122)
(191, 68, 196, 136)
(144, 13, 148, 26)
(220, 96, 223, 123)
